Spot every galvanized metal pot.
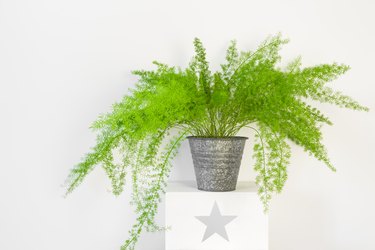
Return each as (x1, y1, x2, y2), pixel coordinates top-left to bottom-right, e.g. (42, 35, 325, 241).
(187, 136, 248, 192)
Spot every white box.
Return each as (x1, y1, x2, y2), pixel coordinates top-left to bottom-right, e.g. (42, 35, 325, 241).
(165, 181, 268, 250)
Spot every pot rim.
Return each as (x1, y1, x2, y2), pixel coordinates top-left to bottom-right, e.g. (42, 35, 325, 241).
(186, 136, 248, 140)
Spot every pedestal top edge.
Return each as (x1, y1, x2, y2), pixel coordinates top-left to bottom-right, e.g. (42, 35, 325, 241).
(166, 181, 257, 193)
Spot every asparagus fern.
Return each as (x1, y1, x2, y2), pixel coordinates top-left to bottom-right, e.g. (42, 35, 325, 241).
(65, 34, 368, 249)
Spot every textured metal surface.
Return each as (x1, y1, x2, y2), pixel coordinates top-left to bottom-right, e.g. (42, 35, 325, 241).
(188, 137, 247, 192)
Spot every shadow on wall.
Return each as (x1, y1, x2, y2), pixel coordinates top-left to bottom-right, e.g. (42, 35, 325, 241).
(270, 189, 336, 250)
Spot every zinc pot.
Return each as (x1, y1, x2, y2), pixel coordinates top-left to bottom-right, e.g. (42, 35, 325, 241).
(187, 136, 248, 192)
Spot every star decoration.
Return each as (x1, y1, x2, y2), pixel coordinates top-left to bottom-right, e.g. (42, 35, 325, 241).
(195, 201, 237, 242)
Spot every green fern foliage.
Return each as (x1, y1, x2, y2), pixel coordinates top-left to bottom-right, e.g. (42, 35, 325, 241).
(65, 34, 368, 249)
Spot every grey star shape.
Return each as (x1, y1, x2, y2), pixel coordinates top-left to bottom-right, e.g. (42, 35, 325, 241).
(195, 201, 237, 242)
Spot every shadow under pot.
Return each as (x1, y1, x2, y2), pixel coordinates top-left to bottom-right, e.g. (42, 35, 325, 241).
(187, 136, 248, 192)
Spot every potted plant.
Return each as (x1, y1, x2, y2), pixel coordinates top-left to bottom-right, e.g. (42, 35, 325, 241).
(65, 34, 368, 250)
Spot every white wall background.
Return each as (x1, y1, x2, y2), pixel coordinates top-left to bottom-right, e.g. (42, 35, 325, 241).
(1, 0, 374, 249)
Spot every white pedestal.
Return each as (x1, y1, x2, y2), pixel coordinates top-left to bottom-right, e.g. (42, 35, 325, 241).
(165, 181, 268, 250)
